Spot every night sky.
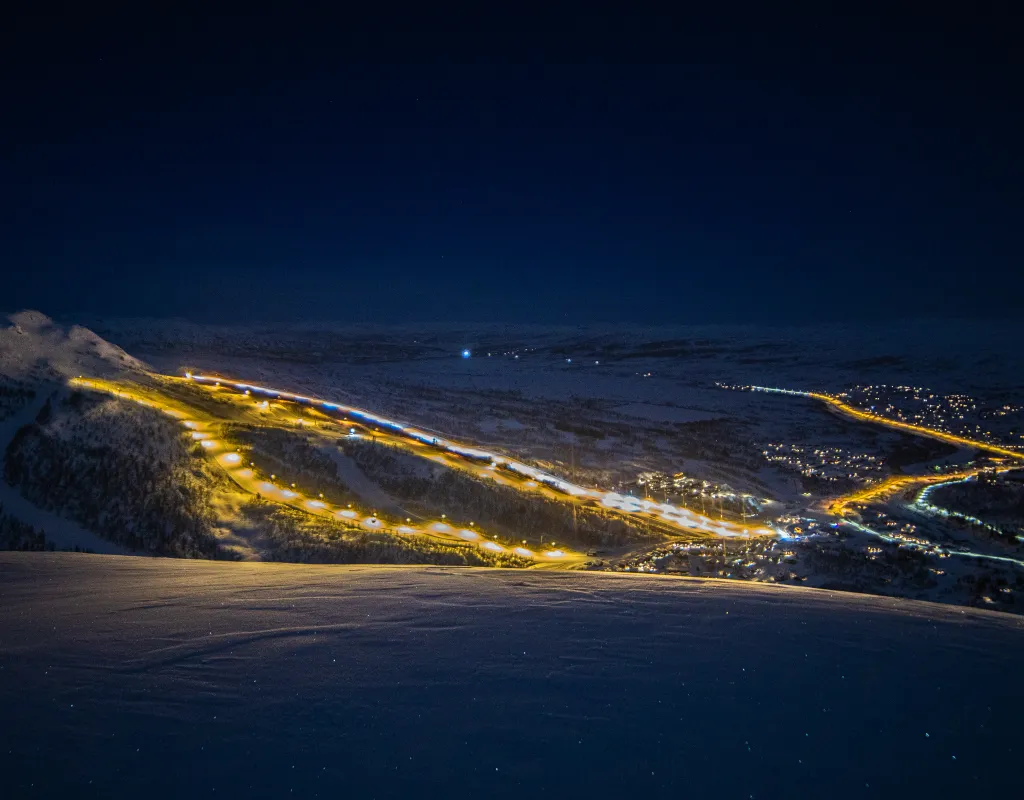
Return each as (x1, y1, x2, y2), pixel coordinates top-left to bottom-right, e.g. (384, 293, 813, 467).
(2, 6, 1020, 324)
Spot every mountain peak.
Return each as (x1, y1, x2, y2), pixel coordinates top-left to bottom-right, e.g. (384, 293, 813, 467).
(1, 309, 148, 382)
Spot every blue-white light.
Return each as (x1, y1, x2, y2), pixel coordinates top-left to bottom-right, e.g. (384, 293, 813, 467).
(462, 349, 471, 359)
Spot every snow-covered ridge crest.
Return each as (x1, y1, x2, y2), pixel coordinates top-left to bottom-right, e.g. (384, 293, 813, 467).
(0, 310, 148, 381)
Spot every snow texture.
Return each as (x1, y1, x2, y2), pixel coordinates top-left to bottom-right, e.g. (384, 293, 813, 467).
(0, 310, 146, 382)
(1, 553, 1021, 798)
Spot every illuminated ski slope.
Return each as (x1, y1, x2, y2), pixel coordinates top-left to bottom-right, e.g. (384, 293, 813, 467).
(186, 372, 775, 539)
(70, 376, 575, 564)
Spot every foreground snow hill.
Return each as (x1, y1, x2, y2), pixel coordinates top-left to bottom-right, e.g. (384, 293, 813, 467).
(1, 554, 1021, 799)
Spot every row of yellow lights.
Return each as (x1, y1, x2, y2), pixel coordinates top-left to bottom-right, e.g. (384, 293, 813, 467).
(811, 392, 1024, 462)
(827, 466, 1006, 515)
(185, 372, 775, 539)
(69, 377, 567, 562)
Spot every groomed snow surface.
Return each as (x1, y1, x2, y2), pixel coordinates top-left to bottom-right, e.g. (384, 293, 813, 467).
(1, 554, 1021, 798)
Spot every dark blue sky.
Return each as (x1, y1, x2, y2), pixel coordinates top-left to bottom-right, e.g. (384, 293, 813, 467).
(2, 6, 1021, 324)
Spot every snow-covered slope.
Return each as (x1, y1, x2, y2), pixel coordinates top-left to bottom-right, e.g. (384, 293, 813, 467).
(0, 310, 147, 382)
(0, 312, 156, 553)
(1, 553, 1021, 799)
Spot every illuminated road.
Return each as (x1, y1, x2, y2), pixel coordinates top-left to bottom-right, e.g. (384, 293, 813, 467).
(748, 385, 1024, 462)
(839, 517, 1024, 568)
(826, 466, 996, 516)
(911, 474, 1017, 538)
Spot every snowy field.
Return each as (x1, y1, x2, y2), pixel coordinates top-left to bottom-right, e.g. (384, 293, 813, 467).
(1, 553, 1022, 798)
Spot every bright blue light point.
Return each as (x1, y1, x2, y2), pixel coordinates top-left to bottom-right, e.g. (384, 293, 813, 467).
(462, 349, 471, 358)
